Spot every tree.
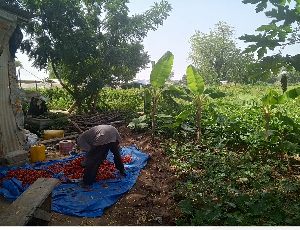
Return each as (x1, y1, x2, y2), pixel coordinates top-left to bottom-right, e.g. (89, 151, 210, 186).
(19, 0, 172, 113)
(167, 71, 174, 81)
(286, 69, 300, 83)
(179, 74, 187, 87)
(15, 60, 23, 68)
(188, 21, 255, 85)
(240, 0, 300, 80)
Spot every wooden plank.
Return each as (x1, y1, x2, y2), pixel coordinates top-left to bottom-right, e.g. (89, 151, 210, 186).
(0, 178, 59, 226)
(33, 208, 51, 222)
(68, 118, 83, 132)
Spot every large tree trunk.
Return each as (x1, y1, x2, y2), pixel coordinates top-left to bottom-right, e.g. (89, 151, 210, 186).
(51, 63, 84, 113)
(67, 101, 77, 113)
(91, 89, 101, 114)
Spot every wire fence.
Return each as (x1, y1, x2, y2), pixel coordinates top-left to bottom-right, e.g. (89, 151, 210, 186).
(18, 80, 62, 89)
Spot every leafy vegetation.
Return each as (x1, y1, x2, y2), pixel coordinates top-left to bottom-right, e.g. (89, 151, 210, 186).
(12, 0, 300, 225)
(127, 115, 148, 132)
(161, 84, 300, 226)
(18, 0, 172, 113)
(165, 142, 300, 226)
(27, 81, 300, 226)
(146, 51, 174, 140)
(37, 87, 143, 114)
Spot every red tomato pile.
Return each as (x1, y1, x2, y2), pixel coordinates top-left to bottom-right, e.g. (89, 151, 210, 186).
(62, 156, 86, 182)
(0, 169, 53, 187)
(0, 155, 133, 186)
(96, 161, 116, 181)
(122, 156, 132, 164)
(38, 156, 86, 182)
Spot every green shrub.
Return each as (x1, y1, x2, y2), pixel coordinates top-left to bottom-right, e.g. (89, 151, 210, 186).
(99, 88, 143, 113)
(164, 141, 300, 226)
(127, 115, 149, 132)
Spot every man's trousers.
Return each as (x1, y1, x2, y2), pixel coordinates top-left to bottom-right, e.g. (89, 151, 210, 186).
(82, 141, 124, 185)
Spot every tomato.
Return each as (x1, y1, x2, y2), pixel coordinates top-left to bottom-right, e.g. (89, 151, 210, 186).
(0, 154, 133, 187)
(122, 156, 132, 164)
(0, 169, 53, 187)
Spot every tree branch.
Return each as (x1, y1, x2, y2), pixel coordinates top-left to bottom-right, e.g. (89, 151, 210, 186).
(51, 62, 74, 96)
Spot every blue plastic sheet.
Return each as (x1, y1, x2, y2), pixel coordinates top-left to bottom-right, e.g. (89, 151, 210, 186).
(0, 145, 150, 217)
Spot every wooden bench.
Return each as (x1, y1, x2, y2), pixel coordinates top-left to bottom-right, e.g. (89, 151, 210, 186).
(0, 178, 59, 226)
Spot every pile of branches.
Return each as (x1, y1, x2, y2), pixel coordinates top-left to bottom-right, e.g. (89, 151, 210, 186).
(68, 110, 125, 133)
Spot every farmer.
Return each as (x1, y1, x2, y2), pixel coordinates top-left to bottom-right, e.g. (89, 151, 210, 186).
(76, 125, 126, 188)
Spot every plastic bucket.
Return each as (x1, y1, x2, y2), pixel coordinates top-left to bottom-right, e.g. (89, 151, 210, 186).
(30, 144, 46, 163)
(44, 130, 64, 140)
(59, 140, 73, 155)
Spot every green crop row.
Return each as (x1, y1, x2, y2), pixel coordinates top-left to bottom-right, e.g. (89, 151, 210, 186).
(26, 83, 300, 225)
(159, 84, 300, 226)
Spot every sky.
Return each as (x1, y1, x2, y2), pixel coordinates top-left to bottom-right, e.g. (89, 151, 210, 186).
(16, 0, 300, 81)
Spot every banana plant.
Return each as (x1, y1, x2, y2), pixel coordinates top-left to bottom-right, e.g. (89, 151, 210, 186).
(186, 65, 206, 142)
(145, 51, 174, 141)
(261, 87, 300, 160)
(262, 89, 281, 134)
(262, 87, 300, 135)
(168, 65, 225, 143)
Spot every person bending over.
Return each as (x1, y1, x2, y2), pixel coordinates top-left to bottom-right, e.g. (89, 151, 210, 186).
(76, 125, 126, 188)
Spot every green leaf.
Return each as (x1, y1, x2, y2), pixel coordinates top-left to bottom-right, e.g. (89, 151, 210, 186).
(259, 130, 274, 139)
(178, 199, 194, 215)
(278, 94, 288, 104)
(167, 110, 192, 128)
(186, 65, 204, 96)
(262, 89, 279, 105)
(256, 1, 268, 12)
(204, 88, 226, 99)
(257, 24, 276, 32)
(150, 51, 174, 87)
(277, 87, 300, 104)
(176, 110, 192, 120)
(285, 87, 300, 99)
(280, 0, 287, 6)
(282, 181, 298, 191)
(190, 163, 198, 168)
(257, 47, 268, 59)
(165, 86, 191, 101)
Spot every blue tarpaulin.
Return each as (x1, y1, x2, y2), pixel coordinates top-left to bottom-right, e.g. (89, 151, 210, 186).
(0, 145, 150, 217)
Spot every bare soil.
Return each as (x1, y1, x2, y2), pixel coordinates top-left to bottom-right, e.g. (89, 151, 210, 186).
(0, 124, 182, 226)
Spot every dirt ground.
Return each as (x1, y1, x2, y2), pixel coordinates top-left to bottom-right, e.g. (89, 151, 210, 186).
(0, 124, 182, 226)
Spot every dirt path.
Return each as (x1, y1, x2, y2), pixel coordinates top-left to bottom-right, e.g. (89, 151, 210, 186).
(0, 125, 182, 226)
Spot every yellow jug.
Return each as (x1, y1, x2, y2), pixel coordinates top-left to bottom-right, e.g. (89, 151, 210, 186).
(30, 144, 46, 163)
(44, 130, 64, 140)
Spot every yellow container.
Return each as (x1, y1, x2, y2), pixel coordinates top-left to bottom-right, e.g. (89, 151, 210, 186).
(30, 144, 46, 163)
(44, 130, 64, 140)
